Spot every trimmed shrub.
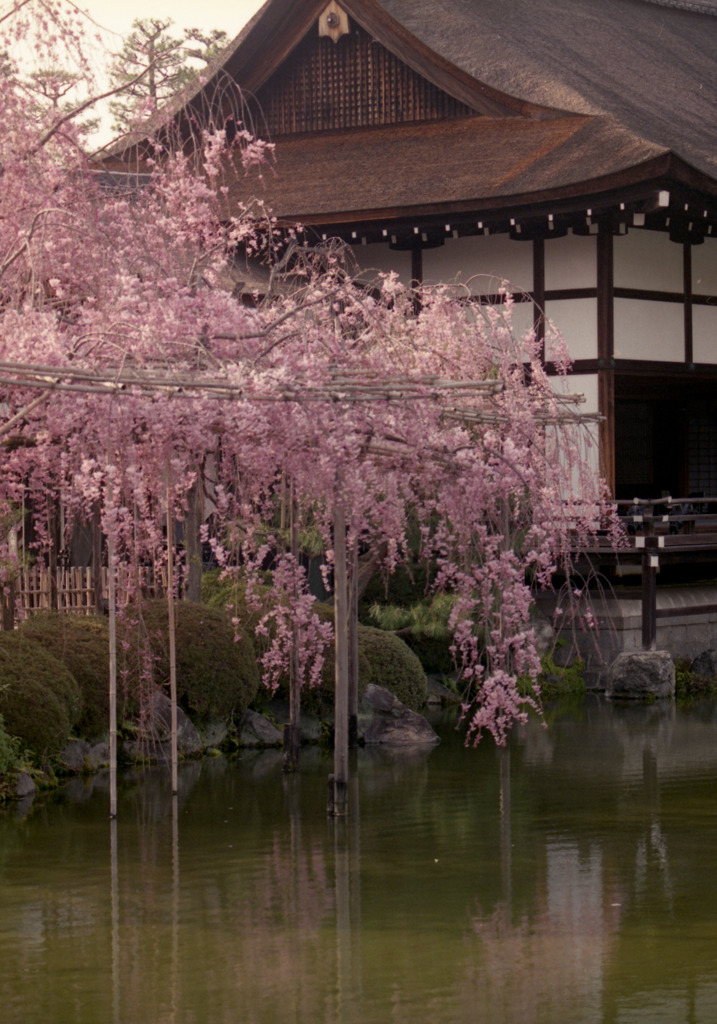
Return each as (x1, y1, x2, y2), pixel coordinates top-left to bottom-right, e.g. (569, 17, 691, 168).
(0, 632, 81, 755)
(357, 625, 428, 710)
(312, 605, 427, 712)
(118, 599, 260, 722)
(201, 571, 272, 656)
(19, 613, 110, 739)
(203, 575, 427, 711)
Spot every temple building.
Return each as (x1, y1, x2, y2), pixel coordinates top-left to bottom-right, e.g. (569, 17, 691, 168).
(105, 0, 717, 501)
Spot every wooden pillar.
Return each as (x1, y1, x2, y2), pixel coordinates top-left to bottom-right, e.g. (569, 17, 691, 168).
(597, 230, 615, 494)
(411, 242, 423, 315)
(533, 237, 546, 361)
(640, 511, 658, 651)
(684, 242, 693, 366)
(329, 502, 349, 816)
(641, 549, 658, 651)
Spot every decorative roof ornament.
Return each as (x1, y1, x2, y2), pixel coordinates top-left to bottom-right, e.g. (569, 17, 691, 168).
(319, 1, 350, 42)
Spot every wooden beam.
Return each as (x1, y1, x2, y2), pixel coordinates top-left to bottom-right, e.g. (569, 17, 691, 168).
(597, 229, 615, 494)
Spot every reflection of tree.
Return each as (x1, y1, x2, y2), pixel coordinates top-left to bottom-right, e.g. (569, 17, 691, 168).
(9, 705, 717, 1022)
(463, 841, 622, 1024)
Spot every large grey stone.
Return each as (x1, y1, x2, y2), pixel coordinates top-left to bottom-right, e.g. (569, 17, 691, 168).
(202, 720, 229, 749)
(607, 650, 675, 700)
(238, 709, 282, 747)
(124, 692, 203, 761)
(15, 771, 36, 798)
(149, 692, 203, 755)
(59, 739, 92, 771)
(691, 649, 717, 680)
(60, 739, 111, 772)
(359, 684, 440, 746)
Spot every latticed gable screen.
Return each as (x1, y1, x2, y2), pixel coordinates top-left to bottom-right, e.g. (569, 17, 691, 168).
(253, 21, 477, 135)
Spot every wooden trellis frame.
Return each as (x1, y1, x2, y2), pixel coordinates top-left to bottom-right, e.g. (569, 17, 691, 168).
(0, 357, 595, 817)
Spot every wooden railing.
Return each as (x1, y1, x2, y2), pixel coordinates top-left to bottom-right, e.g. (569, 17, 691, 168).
(584, 496, 717, 650)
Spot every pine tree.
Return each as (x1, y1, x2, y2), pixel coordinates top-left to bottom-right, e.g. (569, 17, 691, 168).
(108, 18, 228, 134)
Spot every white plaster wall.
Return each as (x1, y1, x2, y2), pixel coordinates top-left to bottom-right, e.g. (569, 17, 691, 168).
(693, 236, 717, 294)
(560, 372, 599, 416)
(614, 298, 684, 361)
(422, 234, 533, 294)
(544, 298, 598, 361)
(353, 243, 412, 285)
(548, 372, 601, 480)
(613, 229, 683, 291)
(544, 232, 597, 290)
(693, 305, 717, 364)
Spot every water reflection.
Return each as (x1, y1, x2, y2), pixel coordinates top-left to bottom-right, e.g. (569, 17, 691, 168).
(3, 700, 717, 1022)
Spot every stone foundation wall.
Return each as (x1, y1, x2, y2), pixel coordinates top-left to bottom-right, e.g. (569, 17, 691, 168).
(537, 585, 717, 689)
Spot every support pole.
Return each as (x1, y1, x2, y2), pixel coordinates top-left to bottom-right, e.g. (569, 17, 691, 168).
(348, 542, 359, 747)
(329, 502, 349, 816)
(166, 472, 178, 795)
(108, 530, 118, 819)
(283, 482, 301, 772)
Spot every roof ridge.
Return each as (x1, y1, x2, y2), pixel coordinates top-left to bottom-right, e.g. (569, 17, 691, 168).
(634, 0, 717, 15)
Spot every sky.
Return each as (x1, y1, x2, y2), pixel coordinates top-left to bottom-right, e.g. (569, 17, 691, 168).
(75, 0, 266, 141)
(80, 0, 265, 48)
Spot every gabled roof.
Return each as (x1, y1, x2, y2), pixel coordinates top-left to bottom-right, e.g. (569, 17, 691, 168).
(103, 0, 717, 227)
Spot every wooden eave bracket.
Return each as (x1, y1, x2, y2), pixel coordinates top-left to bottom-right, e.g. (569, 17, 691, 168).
(319, 1, 350, 42)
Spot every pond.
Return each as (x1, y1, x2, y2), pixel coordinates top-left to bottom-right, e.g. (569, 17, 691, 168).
(3, 697, 717, 1024)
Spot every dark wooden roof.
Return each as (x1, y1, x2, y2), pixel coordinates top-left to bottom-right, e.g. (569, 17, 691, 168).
(226, 115, 677, 224)
(104, 0, 717, 226)
(376, 0, 717, 180)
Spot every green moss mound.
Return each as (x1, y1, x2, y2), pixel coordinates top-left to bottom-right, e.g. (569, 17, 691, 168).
(19, 613, 110, 739)
(518, 649, 588, 703)
(203, 573, 427, 711)
(201, 571, 271, 654)
(674, 658, 717, 701)
(119, 599, 260, 722)
(357, 625, 428, 710)
(0, 632, 81, 755)
(309, 605, 427, 713)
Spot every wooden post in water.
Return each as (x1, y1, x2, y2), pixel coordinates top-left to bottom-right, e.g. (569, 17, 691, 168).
(329, 502, 349, 815)
(283, 483, 301, 772)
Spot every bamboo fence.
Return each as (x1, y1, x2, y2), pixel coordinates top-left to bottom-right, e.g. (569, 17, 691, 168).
(3, 565, 166, 627)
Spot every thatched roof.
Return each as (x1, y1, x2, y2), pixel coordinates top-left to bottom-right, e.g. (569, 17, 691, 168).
(103, 0, 717, 224)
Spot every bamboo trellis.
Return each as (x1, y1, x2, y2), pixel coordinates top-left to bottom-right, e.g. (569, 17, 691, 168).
(0, 357, 599, 817)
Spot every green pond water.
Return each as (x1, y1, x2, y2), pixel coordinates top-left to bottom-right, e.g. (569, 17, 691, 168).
(3, 698, 717, 1024)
